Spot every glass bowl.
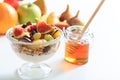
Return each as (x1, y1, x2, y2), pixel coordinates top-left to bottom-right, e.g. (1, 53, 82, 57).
(6, 27, 63, 80)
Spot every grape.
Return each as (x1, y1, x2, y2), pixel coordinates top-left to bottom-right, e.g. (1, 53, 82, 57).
(44, 34, 54, 41)
(33, 32, 41, 40)
(30, 30, 37, 35)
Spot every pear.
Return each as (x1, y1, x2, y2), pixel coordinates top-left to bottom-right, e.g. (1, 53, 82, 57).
(40, 14, 48, 23)
(59, 4, 73, 22)
(67, 10, 84, 26)
(34, 0, 47, 15)
(47, 12, 59, 25)
(36, 14, 48, 23)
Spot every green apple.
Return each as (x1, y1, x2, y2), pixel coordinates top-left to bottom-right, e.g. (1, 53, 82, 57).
(17, 3, 41, 24)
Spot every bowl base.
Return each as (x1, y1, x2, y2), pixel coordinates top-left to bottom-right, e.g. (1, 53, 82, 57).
(17, 63, 52, 80)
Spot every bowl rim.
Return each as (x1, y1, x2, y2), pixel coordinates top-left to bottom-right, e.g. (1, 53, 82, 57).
(6, 27, 63, 46)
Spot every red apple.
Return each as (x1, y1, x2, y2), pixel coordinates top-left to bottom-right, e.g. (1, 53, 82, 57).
(4, 0, 22, 9)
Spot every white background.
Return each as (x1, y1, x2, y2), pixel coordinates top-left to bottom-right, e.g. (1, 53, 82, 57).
(1, 0, 120, 80)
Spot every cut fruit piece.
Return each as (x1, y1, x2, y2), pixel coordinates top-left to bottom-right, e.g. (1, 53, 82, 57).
(13, 27, 24, 38)
(44, 34, 54, 41)
(13, 26, 30, 39)
(55, 21, 69, 29)
(37, 21, 53, 34)
(26, 25, 37, 32)
(33, 32, 41, 40)
(33, 39, 47, 44)
(13, 27, 24, 36)
(52, 30, 61, 39)
(27, 39, 47, 49)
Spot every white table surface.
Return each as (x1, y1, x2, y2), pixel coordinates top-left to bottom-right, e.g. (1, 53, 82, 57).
(1, 0, 120, 80)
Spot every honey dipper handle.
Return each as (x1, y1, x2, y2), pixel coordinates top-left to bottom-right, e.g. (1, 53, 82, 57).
(81, 0, 105, 35)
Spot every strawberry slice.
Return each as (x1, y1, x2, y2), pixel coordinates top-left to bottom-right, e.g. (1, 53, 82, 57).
(37, 21, 53, 34)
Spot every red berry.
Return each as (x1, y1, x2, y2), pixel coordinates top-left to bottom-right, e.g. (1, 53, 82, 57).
(27, 25, 37, 32)
(26, 21, 32, 26)
(30, 25, 37, 30)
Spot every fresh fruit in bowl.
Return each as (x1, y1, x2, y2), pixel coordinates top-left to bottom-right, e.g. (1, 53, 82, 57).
(6, 21, 63, 79)
(0, 2, 18, 35)
(17, 3, 41, 24)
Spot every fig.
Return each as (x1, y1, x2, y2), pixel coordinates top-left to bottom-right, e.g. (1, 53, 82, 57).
(13, 26, 29, 39)
(59, 4, 73, 22)
(37, 21, 53, 34)
(55, 21, 69, 29)
(67, 10, 84, 26)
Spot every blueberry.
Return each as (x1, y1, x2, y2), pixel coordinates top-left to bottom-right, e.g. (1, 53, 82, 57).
(30, 30, 37, 35)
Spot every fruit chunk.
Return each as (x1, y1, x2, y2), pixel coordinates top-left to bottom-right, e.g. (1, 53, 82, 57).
(33, 39, 47, 44)
(44, 34, 54, 41)
(13, 26, 29, 38)
(53, 30, 61, 39)
(26, 25, 37, 32)
(33, 32, 41, 40)
(28, 39, 47, 49)
(13, 27, 24, 38)
(37, 21, 53, 34)
(55, 21, 69, 29)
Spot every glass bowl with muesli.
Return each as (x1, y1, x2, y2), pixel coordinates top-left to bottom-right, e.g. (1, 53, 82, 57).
(6, 21, 63, 80)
